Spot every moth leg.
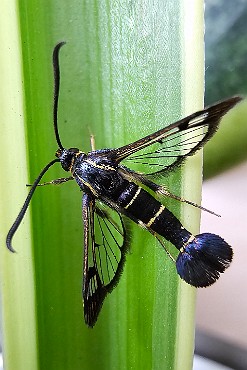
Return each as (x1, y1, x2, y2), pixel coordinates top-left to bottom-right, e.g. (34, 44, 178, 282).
(90, 134, 96, 151)
(26, 176, 74, 187)
(155, 235, 176, 262)
(155, 185, 220, 217)
(136, 220, 176, 263)
(119, 167, 219, 217)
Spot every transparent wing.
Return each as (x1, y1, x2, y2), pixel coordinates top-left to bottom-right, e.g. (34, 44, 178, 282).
(110, 97, 241, 176)
(82, 193, 128, 327)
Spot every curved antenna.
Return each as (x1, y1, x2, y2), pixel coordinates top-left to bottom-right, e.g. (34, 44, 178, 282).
(6, 158, 60, 252)
(53, 41, 66, 150)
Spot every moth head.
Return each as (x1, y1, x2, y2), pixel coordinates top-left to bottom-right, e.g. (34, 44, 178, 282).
(55, 147, 80, 171)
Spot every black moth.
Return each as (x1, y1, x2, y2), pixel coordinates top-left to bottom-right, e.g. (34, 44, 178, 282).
(6, 42, 241, 327)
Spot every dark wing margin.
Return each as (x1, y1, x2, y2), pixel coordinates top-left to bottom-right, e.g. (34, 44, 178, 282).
(109, 96, 242, 176)
(82, 193, 129, 327)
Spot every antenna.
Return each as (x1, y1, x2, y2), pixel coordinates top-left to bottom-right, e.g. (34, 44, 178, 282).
(6, 159, 60, 252)
(6, 43, 67, 252)
(53, 41, 66, 150)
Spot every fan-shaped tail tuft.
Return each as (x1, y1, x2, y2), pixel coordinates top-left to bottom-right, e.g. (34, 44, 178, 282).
(176, 233, 233, 287)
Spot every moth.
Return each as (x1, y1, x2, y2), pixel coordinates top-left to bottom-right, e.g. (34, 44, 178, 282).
(6, 42, 241, 327)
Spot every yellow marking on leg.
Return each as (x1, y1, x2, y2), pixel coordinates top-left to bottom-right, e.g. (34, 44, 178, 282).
(124, 187, 142, 209)
(146, 205, 166, 228)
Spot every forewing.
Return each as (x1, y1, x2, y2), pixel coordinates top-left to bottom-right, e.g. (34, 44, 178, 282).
(111, 97, 241, 176)
(82, 193, 128, 327)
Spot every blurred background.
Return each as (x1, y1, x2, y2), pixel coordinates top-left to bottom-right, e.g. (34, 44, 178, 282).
(195, 0, 247, 369)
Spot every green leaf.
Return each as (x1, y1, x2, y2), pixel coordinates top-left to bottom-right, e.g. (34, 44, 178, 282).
(0, 1, 204, 369)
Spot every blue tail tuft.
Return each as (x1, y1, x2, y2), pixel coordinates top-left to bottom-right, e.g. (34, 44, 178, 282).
(176, 233, 233, 287)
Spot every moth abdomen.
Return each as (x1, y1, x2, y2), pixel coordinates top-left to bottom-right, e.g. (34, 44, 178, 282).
(117, 181, 233, 288)
(117, 182, 192, 249)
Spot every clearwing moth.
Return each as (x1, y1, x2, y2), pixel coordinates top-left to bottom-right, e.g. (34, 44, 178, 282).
(6, 42, 241, 327)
